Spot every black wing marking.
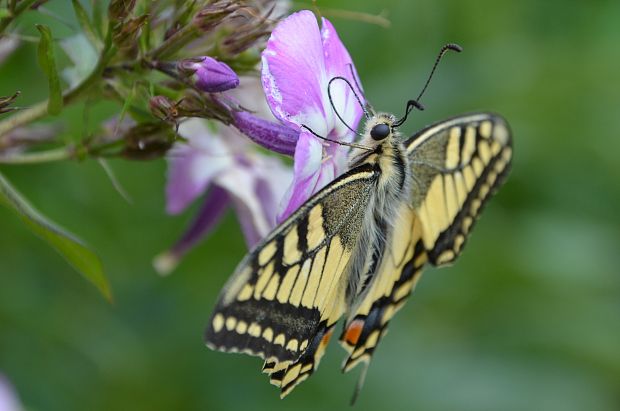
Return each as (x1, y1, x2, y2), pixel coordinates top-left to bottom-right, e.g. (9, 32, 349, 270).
(339, 205, 427, 372)
(406, 113, 512, 265)
(205, 163, 379, 396)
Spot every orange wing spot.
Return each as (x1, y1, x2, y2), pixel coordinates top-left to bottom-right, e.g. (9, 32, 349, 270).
(320, 328, 334, 349)
(344, 319, 365, 345)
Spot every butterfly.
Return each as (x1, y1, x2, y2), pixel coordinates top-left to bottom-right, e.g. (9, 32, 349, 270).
(204, 46, 512, 399)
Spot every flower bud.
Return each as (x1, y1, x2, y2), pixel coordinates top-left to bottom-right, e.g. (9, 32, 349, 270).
(122, 122, 176, 160)
(232, 111, 298, 156)
(193, 1, 240, 32)
(178, 57, 239, 93)
(149, 95, 179, 123)
(221, 13, 272, 55)
(109, 0, 136, 22)
(0, 91, 20, 115)
(176, 91, 233, 124)
(112, 14, 149, 55)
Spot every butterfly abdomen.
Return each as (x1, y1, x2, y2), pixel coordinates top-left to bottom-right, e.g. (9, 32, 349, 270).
(346, 139, 411, 303)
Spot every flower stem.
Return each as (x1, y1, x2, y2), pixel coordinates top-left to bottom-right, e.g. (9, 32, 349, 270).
(0, 0, 39, 34)
(0, 147, 74, 164)
(0, 100, 48, 137)
(0, 34, 116, 138)
(0, 83, 83, 137)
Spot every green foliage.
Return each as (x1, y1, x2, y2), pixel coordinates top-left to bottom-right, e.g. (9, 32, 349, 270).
(36, 24, 63, 115)
(0, 171, 112, 302)
(71, 0, 103, 51)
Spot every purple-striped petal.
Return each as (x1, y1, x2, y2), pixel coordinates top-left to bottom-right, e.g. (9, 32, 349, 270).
(231, 199, 264, 248)
(165, 121, 232, 214)
(215, 166, 275, 247)
(261, 10, 331, 134)
(320, 17, 365, 139)
(154, 186, 230, 275)
(251, 154, 293, 227)
(277, 130, 323, 221)
(259, 10, 367, 219)
(160, 117, 293, 272)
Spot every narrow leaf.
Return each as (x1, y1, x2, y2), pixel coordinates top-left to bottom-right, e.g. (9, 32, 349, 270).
(36, 24, 63, 115)
(91, 0, 105, 38)
(97, 159, 133, 204)
(71, 0, 102, 50)
(0, 171, 112, 302)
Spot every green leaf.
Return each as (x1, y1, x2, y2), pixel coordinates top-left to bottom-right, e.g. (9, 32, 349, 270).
(0, 8, 11, 18)
(36, 24, 63, 116)
(71, 0, 102, 51)
(0, 171, 112, 302)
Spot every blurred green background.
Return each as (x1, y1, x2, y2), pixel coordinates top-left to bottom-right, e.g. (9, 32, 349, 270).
(1, 0, 619, 410)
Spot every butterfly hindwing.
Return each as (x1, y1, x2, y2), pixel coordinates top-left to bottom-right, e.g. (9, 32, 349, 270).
(338, 113, 512, 375)
(339, 204, 427, 372)
(205, 164, 379, 396)
(406, 113, 512, 266)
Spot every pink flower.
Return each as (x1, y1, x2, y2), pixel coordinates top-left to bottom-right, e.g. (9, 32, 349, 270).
(155, 119, 291, 274)
(261, 10, 365, 220)
(157, 11, 365, 270)
(0, 374, 24, 411)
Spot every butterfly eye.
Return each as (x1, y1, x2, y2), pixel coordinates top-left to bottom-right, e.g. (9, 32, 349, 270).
(370, 123, 390, 140)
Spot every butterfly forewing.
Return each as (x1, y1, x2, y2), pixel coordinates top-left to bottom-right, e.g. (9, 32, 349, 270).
(205, 164, 379, 396)
(406, 113, 512, 265)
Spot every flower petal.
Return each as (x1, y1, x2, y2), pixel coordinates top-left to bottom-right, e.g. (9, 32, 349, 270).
(261, 10, 331, 134)
(252, 154, 293, 226)
(165, 143, 230, 214)
(165, 120, 232, 214)
(215, 167, 273, 248)
(230, 199, 264, 248)
(320, 17, 365, 140)
(154, 186, 230, 275)
(277, 130, 324, 221)
(0, 374, 24, 411)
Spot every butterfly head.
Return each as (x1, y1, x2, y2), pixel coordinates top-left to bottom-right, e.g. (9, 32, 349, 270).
(365, 113, 398, 142)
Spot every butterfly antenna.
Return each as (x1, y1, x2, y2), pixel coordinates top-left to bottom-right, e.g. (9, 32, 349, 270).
(347, 64, 375, 116)
(393, 99, 425, 128)
(393, 43, 462, 128)
(328, 76, 370, 137)
(416, 43, 463, 102)
(301, 125, 373, 151)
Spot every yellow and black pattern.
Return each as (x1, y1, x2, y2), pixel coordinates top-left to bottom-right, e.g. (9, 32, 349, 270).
(339, 205, 427, 372)
(205, 111, 512, 399)
(337, 113, 511, 375)
(205, 164, 379, 395)
(406, 113, 512, 265)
